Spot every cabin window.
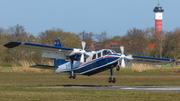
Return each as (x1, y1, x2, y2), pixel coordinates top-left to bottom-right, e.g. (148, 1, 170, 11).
(98, 52, 101, 58)
(92, 54, 96, 60)
(103, 50, 108, 56)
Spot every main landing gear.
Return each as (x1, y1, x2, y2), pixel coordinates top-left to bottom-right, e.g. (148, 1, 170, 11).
(68, 59, 76, 79)
(108, 77, 116, 83)
(108, 68, 116, 83)
(69, 72, 76, 79)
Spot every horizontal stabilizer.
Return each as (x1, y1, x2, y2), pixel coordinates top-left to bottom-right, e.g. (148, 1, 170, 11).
(30, 64, 58, 70)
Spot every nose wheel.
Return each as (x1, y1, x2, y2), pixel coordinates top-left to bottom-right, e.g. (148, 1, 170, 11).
(108, 77, 116, 83)
(69, 72, 76, 79)
(116, 65, 120, 71)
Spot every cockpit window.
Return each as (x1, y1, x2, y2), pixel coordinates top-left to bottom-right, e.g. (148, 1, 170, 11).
(111, 50, 116, 53)
(103, 50, 112, 56)
(106, 50, 111, 55)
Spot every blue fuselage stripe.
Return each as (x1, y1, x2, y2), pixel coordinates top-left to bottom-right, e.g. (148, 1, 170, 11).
(74, 56, 119, 76)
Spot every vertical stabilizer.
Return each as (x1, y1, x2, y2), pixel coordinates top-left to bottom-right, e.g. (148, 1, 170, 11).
(54, 38, 62, 47)
(54, 39, 68, 67)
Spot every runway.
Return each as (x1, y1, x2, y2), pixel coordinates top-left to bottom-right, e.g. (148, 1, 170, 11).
(38, 86, 180, 92)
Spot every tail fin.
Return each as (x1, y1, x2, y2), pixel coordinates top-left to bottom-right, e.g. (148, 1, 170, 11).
(54, 38, 62, 47)
(54, 38, 68, 67)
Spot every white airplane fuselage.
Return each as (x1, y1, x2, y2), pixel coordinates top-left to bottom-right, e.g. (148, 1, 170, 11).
(54, 52, 132, 76)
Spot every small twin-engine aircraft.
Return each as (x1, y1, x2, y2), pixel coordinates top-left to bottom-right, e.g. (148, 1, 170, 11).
(3, 39, 175, 83)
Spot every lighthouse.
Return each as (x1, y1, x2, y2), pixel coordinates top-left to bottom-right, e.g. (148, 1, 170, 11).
(153, 3, 164, 38)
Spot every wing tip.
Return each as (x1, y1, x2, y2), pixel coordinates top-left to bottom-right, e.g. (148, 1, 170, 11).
(3, 42, 21, 48)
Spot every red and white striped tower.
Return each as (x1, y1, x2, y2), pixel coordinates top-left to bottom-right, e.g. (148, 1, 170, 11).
(153, 3, 164, 38)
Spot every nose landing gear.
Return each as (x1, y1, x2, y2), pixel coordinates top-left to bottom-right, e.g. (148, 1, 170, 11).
(116, 65, 120, 71)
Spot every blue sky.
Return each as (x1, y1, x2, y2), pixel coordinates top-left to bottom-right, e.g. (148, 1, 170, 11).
(0, 0, 180, 37)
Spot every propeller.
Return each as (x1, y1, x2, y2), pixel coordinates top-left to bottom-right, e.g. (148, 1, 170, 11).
(79, 41, 94, 63)
(118, 46, 133, 67)
(70, 41, 93, 63)
(80, 41, 86, 63)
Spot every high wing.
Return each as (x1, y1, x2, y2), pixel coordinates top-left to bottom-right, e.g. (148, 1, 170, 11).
(132, 55, 175, 65)
(3, 41, 73, 59)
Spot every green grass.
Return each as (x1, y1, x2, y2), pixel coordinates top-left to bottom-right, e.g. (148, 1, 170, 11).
(0, 71, 180, 101)
(0, 63, 22, 67)
(1, 86, 180, 101)
(0, 63, 12, 67)
(1, 70, 179, 86)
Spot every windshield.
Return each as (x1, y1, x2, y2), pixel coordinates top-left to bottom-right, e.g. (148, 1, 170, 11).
(103, 50, 112, 56)
(111, 50, 116, 53)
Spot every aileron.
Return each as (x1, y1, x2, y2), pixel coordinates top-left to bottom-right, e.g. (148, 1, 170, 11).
(132, 55, 175, 65)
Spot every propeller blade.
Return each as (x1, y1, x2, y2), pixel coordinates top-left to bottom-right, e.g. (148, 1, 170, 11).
(120, 46, 124, 55)
(80, 53, 84, 63)
(82, 41, 86, 50)
(85, 52, 93, 57)
(121, 58, 125, 67)
(70, 49, 81, 56)
(125, 55, 133, 60)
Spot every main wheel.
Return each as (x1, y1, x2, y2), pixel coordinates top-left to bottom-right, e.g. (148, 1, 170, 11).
(116, 65, 120, 71)
(108, 77, 112, 83)
(68, 73, 72, 79)
(112, 78, 116, 83)
(73, 73, 76, 79)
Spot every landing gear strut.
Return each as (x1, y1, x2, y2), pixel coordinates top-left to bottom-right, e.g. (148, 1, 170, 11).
(69, 59, 76, 79)
(116, 60, 120, 71)
(108, 68, 116, 83)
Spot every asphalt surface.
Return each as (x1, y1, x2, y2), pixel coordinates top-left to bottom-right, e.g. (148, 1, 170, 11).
(38, 86, 180, 92)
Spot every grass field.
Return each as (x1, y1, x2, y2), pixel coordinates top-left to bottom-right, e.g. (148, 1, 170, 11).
(1, 70, 180, 101)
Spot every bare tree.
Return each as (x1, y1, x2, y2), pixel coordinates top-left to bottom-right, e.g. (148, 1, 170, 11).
(110, 36, 122, 42)
(78, 31, 94, 42)
(8, 24, 28, 41)
(122, 28, 149, 55)
(162, 27, 180, 59)
(95, 31, 109, 43)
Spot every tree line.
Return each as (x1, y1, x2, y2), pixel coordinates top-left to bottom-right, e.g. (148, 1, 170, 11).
(0, 24, 180, 66)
